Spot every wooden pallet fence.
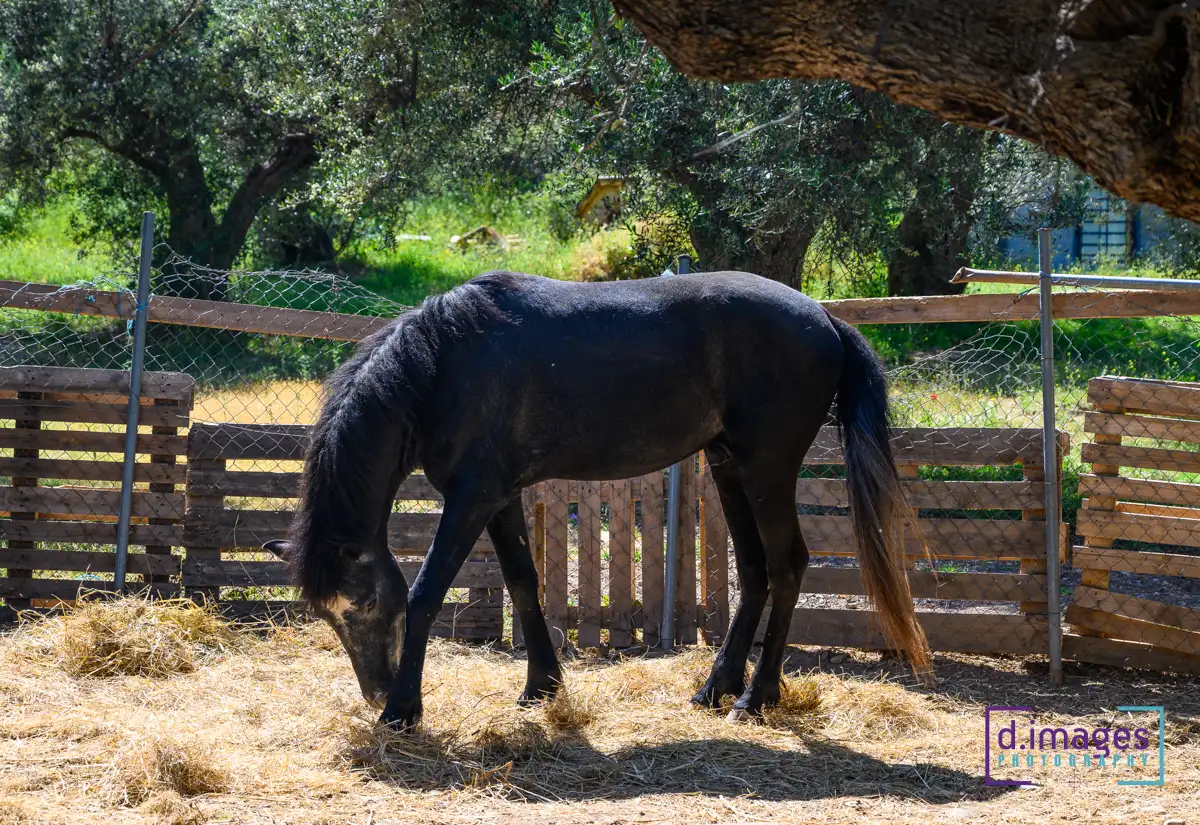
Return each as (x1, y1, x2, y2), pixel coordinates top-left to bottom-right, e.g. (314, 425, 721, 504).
(0, 366, 193, 610)
(183, 423, 503, 639)
(524, 426, 1064, 655)
(758, 425, 1064, 655)
(523, 475, 665, 648)
(1067, 376, 1200, 675)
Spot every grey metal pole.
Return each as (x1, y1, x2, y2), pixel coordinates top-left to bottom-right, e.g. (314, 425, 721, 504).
(661, 254, 691, 650)
(1038, 228, 1064, 686)
(114, 212, 154, 593)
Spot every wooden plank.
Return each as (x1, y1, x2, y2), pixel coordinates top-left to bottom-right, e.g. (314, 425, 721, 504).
(1077, 508, 1200, 549)
(1063, 633, 1200, 677)
(0, 578, 179, 600)
(187, 470, 441, 501)
(796, 478, 1042, 510)
(1079, 474, 1200, 509)
(0, 486, 183, 520)
(640, 472, 665, 647)
(146, 397, 186, 583)
(702, 467, 729, 645)
(188, 423, 308, 461)
(180, 557, 501, 589)
(1089, 377, 1200, 421)
(1066, 602, 1200, 656)
(0, 280, 390, 343)
(0, 548, 179, 576)
(0, 519, 182, 545)
(0, 400, 190, 427)
(825, 290, 1200, 325)
(782, 609, 1047, 654)
(800, 515, 1054, 559)
(1071, 585, 1200, 634)
(675, 459, 697, 645)
(1072, 546, 1200, 578)
(1081, 442, 1200, 475)
(607, 478, 634, 648)
(543, 479, 569, 648)
(0, 366, 193, 401)
(0, 457, 185, 484)
(576, 481, 602, 648)
(8, 281, 1200, 344)
(6, 390, 39, 612)
(802, 568, 1047, 601)
(1116, 501, 1200, 519)
(183, 456, 224, 607)
(805, 427, 1047, 466)
(0, 427, 187, 456)
(1085, 411, 1200, 445)
(183, 510, 492, 553)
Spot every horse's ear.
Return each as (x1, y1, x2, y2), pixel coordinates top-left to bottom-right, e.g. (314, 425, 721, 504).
(263, 540, 295, 561)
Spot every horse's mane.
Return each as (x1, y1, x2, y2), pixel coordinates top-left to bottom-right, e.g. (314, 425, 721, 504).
(290, 272, 518, 603)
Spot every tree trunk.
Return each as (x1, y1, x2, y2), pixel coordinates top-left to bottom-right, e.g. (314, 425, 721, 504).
(156, 134, 317, 300)
(886, 208, 969, 297)
(612, 0, 1200, 224)
(887, 127, 983, 296)
(690, 214, 815, 289)
(159, 148, 227, 300)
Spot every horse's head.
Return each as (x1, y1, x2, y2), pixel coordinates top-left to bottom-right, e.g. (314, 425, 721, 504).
(264, 538, 408, 709)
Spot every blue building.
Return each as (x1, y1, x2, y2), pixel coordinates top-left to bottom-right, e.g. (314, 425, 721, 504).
(998, 193, 1169, 269)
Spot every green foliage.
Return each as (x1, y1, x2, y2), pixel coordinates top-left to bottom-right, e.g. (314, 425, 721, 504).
(0, 0, 559, 275)
(513, 9, 1089, 294)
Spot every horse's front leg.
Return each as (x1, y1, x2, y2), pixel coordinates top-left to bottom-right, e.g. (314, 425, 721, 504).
(380, 483, 499, 729)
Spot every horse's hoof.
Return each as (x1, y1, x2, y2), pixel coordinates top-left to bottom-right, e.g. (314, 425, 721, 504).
(517, 678, 561, 707)
(726, 706, 756, 723)
(690, 687, 721, 710)
(378, 697, 423, 731)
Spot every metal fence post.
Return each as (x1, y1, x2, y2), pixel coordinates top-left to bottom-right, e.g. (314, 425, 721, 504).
(114, 212, 154, 593)
(1038, 228, 1064, 685)
(660, 254, 692, 650)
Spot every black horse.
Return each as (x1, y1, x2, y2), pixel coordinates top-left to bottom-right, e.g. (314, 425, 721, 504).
(265, 270, 931, 729)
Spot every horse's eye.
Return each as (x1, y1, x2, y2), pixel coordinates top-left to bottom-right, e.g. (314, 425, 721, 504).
(363, 597, 378, 613)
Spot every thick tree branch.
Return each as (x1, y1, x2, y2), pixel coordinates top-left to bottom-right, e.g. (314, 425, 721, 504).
(210, 133, 318, 268)
(611, 0, 1200, 222)
(62, 127, 168, 176)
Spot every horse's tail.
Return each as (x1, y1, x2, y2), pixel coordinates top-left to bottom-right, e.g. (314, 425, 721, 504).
(829, 314, 933, 678)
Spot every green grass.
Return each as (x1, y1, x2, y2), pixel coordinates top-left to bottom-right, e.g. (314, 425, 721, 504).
(345, 190, 631, 305)
(0, 202, 108, 286)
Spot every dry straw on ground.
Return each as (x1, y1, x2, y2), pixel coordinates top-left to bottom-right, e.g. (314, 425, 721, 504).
(1, 597, 1198, 824)
(15, 596, 243, 677)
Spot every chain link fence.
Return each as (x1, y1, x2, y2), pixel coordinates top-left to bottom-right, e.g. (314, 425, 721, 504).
(2, 253, 1198, 674)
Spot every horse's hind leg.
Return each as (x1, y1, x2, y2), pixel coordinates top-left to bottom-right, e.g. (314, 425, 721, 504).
(729, 472, 809, 720)
(486, 498, 563, 704)
(692, 458, 770, 709)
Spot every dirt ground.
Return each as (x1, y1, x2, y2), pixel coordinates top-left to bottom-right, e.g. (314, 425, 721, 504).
(1, 602, 1198, 825)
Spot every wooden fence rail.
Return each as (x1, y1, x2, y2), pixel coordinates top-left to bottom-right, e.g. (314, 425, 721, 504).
(5, 279, 1200, 344)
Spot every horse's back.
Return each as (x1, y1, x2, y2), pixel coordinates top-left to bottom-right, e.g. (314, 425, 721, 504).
(474, 269, 834, 340)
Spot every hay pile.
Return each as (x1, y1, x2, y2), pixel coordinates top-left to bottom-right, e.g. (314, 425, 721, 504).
(15, 597, 243, 678)
(1, 597, 1197, 824)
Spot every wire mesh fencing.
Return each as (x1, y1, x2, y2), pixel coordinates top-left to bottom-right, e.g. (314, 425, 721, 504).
(3, 255, 1199, 672)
